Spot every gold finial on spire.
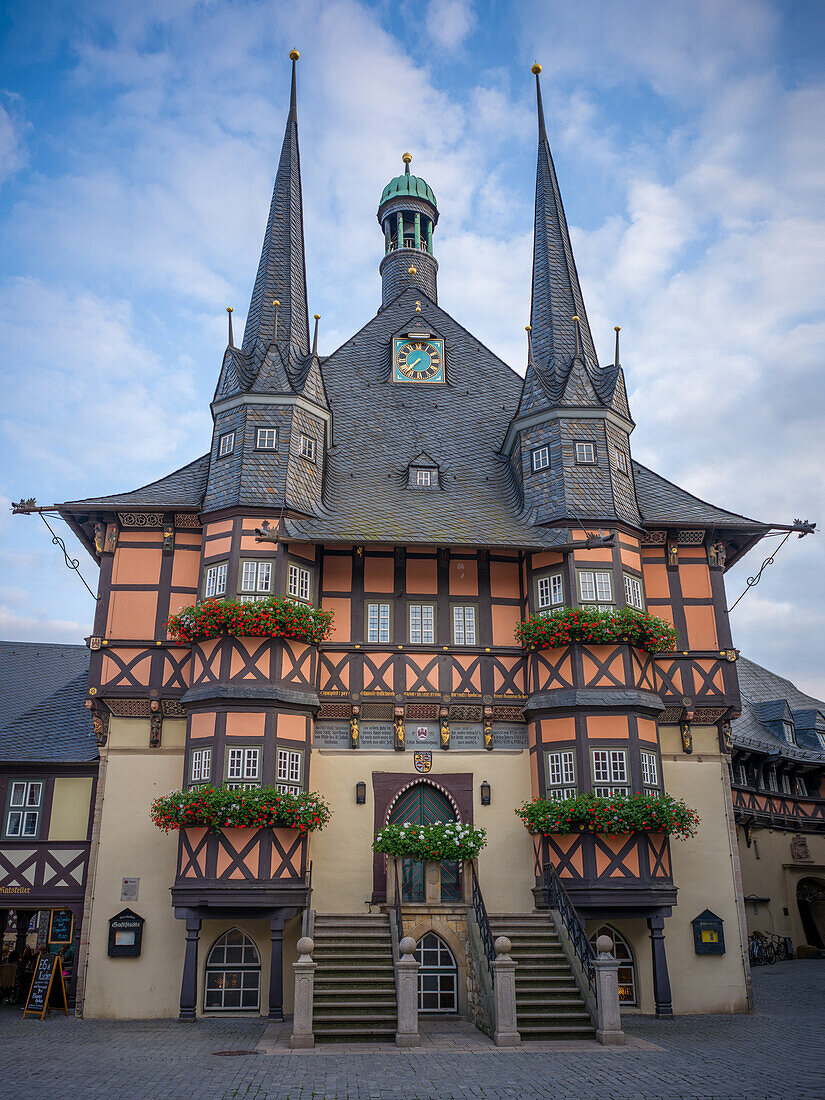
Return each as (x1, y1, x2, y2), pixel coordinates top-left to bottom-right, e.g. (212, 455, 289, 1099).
(312, 313, 320, 356)
(273, 299, 280, 342)
(531, 62, 542, 75)
(572, 315, 582, 359)
(226, 306, 234, 347)
(289, 49, 300, 61)
(402, 151, 412, 175)
(525, 325, 536, 368)
(408, 265, 417, 275)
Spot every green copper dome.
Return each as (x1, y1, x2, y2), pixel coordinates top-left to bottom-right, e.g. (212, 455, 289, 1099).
(379, 157, 437, 210)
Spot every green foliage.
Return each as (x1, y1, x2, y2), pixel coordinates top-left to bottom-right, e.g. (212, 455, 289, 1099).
(165, 595, 334, 645)
(373, 821, 487, 860)
(515, 606, 678, 654)
(516, 793, 699, 840)
(151, 785, 332, 833)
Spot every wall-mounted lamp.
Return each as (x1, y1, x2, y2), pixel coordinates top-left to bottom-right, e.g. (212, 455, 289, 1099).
(355, 781, 367, 805)
(480, 780, 491, 806)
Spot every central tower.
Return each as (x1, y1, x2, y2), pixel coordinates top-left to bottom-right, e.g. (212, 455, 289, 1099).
(377, 153, 439, 307)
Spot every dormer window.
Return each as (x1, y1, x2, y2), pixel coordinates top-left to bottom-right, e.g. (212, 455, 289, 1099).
(613, 449, 629, 475)
(532, 446, 550, 472)
(406, 452, 440, 490)
(416, 469, 432, 487)
(782, 721, 795, 745)
(256, 428, 278, 451)
(299, 434, 316, 462)
(218, 431, 235, 457)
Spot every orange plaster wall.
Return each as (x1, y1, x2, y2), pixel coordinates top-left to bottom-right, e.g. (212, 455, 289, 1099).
(679, 564, 712, 599)
(189, 713, 216, 739)
(539, 717, 576, 743)
(176, 532, 202, 546)
(112, 547, 162, 586)
(491, 603, 520, 647)
(171, 550, 200, 590)
(106, 590, 158, 639)
(225, 712, 266, 737)
(406, 557, 437, 595)
(449, 557, 478, 596)
(203, 536, 232, 559)
(322, 597, 351, 643)
(324, 553, 353, 592)
(490, 560, 519, 599)
(364, 555, 394, 593)
(118, 531, 160, 544)
(289, 542, 316, 561)
(642, 563, 670, 600)
(620, 547, 642, 571)
(586, 715, 630, 740)
(240, 535, 277, 552)
(638, 718, 659, 744)
(531, 551, 563, 570)
(205, 519, 234, 537)
(572, 546, 613, 564)
(166, 593, 195, 628)
(684, 604, 718, 649)
(277, 713, 307, 742)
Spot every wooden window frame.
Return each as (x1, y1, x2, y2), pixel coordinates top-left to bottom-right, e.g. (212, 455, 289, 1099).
(218, 430, 235, 457)
(190, 748, 212, 785)
(640, 750, 660, 793)
(255, 427, 278, 451)
(592, 748, 629, 796)
(224, 746, 261, 789)
(287, 561, 313, 604)
(5, 779, 43, 839)
(299, 434, 316, 462)
(276, 748, 304, 795)
(365, 601, 392, 644)
(623, 572, 645, 611)
(408, 602, 436, 645)
(532, 445, 550, 473)
(203, 561, 228, 600)
(451, 604, 478, 646)
(536, 571, 564, 612)
(574, 440, 596, 465)
(545, 750, 577, 800)
(577, 569, 614, 608)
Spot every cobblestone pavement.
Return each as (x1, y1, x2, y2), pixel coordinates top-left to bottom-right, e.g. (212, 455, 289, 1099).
(0, 961, 821, 1099)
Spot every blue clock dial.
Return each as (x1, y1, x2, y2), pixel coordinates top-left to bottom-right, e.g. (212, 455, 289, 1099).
(406, 349, 432, 373)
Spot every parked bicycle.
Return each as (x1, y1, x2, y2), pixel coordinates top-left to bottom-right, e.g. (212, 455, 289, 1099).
(748, 930, 791, 965)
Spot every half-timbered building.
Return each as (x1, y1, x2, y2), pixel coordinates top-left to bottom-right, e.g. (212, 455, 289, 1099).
(18, 55, 814, 1027)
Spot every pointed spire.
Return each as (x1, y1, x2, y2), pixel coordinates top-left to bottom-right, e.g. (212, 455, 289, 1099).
(242, 50, 310, 373)
(312, 313, 320, 356)
(226, 306, 234, 347)
(614, 325, 621, 366)
(529, 63, 597, 385)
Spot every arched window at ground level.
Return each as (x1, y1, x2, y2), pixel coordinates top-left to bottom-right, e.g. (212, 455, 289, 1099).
(589, 924, 637, 1005)
(204, 928, 261, 1012)
(415, 932, 458, 1013)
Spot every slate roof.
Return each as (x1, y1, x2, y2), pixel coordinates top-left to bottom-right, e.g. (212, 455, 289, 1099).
(732, 656, 825, 763)
(63, 454, 209, 510)
(632, 462, 767, 529)
(0, 642, 97, 764)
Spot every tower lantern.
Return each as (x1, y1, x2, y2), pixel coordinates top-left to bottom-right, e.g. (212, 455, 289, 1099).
(377, 153, 439, 307)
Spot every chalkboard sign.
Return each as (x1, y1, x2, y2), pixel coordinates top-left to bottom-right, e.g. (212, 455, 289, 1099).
(48, 909, 74, 946)
(108, 909, 145, 957)
(23, 953, 68, 1020)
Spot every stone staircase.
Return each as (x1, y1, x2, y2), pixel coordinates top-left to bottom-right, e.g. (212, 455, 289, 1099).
(488, 914, 595, 1040)
(311, 913, 397, 1043)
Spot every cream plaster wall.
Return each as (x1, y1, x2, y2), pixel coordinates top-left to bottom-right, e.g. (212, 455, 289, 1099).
(308, 750, 535, 914)
(736, 825, 825, 948)
(82, 717, 186, 1018)
(49, 776, 93, 841)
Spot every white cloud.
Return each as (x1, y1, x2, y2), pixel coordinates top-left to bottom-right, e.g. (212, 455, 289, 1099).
(0, 92, 28, 188)
(426, 0, 476, 50)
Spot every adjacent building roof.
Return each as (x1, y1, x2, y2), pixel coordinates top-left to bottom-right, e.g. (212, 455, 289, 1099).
(0, 642, 97, 764)
(732, 657, 825, 764)
(62, 454, 209, 511)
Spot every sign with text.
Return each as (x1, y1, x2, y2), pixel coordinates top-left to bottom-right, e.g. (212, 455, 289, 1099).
(314, 721, 527, 751)
(48, 909, 74, 946)
(23, 953, 68, 1020)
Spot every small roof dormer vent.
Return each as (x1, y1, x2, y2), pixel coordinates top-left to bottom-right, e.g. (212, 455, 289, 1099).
(406, 451, 441, 491)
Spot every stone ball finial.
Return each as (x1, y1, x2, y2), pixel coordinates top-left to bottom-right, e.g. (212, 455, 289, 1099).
(297, 936, 314, 956)
(494, 936, 511, 956)
(399, 936, 416, 956)
(596, 935, 614, 956)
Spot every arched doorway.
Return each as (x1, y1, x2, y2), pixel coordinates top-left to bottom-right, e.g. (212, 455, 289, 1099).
(387, 782, 460, 902)
(204, 928, 261, 1013)
(415, 932, 458, 1013)
(797, 878, 825, 949)
(589, 924, 637, 1004)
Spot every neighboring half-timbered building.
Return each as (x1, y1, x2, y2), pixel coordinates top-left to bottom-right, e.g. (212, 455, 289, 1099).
(14, 56, 813, 1025)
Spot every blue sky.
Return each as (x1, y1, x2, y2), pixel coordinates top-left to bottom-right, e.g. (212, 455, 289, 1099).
(1, 0, 824, 694)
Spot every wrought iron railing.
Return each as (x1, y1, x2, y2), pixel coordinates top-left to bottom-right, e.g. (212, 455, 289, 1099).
(544, 862, 595, 993)
(301, 860, 313, 937)
(393, 861, 404, 945)
(470, 863, 496, 986)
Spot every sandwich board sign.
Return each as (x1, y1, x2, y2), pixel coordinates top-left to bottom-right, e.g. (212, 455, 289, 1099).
(23, 952, 69, 1020)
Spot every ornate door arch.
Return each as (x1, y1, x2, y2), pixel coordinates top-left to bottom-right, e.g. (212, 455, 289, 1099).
(386, 781, 460, 902)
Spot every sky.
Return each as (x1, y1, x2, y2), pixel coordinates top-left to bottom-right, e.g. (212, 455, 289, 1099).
(1, 0, 824, 695)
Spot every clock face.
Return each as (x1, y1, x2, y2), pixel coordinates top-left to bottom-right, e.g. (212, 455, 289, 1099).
(393, 337, 444, 383)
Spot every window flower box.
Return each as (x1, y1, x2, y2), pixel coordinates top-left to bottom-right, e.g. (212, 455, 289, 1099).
(165, 596, 334, 645)
(151, 785, 332, 833)
(516, 793, 699, 841)
(516, 607, 677, 654)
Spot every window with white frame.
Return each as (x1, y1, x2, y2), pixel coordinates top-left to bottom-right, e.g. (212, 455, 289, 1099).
(641, 751, 660, 793)
(226, 747, 260, 788)
(415, 469, 432, 487)
(287, 563, 311, 603)
(191, 748, 212, 785)
(623, 574, 644, 610)
(796, 776, 808, 797)
(578, 570, 613, 609)
(780, 773, 793, 795)
(218, 431, 235, 457)
(452, 606, 476, 646)
(546, 751, 577, 799)
(299, 434, 316, 461)
(537, 573, 564, 612)
(240, 560, 272, 602)
(256, 427, 278, 450)
(782, 721, 795, 745)
(5, 781, 43, 838)
(613, 449, 629, 475)
(532, 446, 550, 472)
(204, 562, 228, 599)
(767, 766, 779, 793)
(592, 749, 628, 796)
(817, 731, 825, 751)
(276, 749, 303, 795)
(735, 763, 748, 787)
(367, 602, 391, 643)
(575, 441, 596, 464)
(409, 603, 435, 645)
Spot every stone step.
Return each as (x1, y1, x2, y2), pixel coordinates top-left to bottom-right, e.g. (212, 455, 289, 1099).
(516, 990, 584, 1003)
(517, 1008, 591, 1022)
(314, 1010, 397, 1021)
(518, 1025, 595, 1040)
(314, 976, 396, 986)
(313, 950, 393, 961)
(315, 963, 395, 973)
(314, 1028, 396, 1043)
(313, 998, 398, 1009)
